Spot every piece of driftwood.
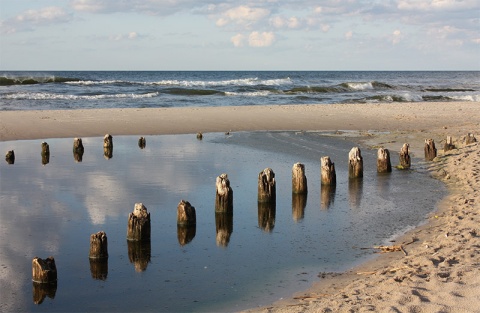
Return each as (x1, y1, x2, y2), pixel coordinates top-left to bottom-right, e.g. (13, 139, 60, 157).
(321, 184, 336, 210)
(126, 203, 151, 241)
(258, 201, 276, 232)
(127, 240, 151, 272)
(377, 148, 392, 173)
(374, 245, 407, 256)
(73, 138, 84, 162)
(215, 173, 233, 213)
(444, 136, 455, 152)
(5, 150, 14, 164)
(258, 168, 276, 203)
(32, 256, 57, 283)
(292, 193, 307, 221)
(32, 281, 57, 304)
(177, 224, 196, 246)
(292, 163, 308, 194)
(348, 147, 363, 179)
(138, 136, 146, 149)
(466, 133, 477, 145)
(215, 212, 233, 247)
(424, 138, 437, 161)
(89, 231, 108, 259)
(398, 143, 411, 169)
(41, 142, 50, 165)
(321, 156, 336, 185)
(177, 200, 196, 226)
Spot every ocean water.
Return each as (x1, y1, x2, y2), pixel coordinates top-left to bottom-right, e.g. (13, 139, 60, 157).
(0, 71, 479, 110)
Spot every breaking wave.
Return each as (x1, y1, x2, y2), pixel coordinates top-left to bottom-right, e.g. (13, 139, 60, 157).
(0, 75, 80, 86)
(1, 92, 160, 100)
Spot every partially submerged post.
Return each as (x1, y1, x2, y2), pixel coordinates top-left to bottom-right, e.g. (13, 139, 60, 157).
(215, 174, 233, 213)
(5, 150, 14, 164)
(424, 139, 437, 161)
(196, 132, 203, 140)
(177, 200, 196, 226)
(138, 137, 146, 149)
(377, 148, 392, 173)
(32, 256, 57, 283)
(399, 143, 411, 169)
(348, 147, 363, 179)
(321, 156, 336, 185)
(89, 231, 108, 259)
(466, 133, 477, 145)
(41, 142, 50, 165)
(73, 138, 84, 162)
(444, 136, 455, 152)
(258, 168, 276, 203)
(126, 203, 151, 241)
(292, 163, 308, 194)
(103, 134, 113, 159)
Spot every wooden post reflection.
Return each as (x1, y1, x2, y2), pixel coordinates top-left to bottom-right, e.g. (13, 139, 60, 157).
(32, 282, 57, 305)
(73, 138, 84, 162)
(89, 258, 108, 280)
(127, 240, 151, 272)
(258, 202, 276, 232)
(348, 178, 363, 209)
(292, 193, 307, 221)
(215, 212, 233, 247)
(320, 185, 336, 210)
(31, 256, 58, 304)
(89, 231, 108, 280)
(177, 225, 196, 246)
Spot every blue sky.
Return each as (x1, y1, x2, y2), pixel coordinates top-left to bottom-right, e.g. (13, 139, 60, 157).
(1, 0, 479, 70)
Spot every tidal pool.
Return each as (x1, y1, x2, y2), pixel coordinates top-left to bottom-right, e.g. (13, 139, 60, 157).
(0, 132, 444, 312)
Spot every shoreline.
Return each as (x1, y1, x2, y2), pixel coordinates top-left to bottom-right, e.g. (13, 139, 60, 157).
(1, 102, 479, 311)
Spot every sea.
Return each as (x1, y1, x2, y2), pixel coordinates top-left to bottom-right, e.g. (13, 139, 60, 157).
(0, 71, 479, 110)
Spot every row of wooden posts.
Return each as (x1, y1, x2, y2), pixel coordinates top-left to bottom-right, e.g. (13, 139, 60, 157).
(20, 132, 479, 291)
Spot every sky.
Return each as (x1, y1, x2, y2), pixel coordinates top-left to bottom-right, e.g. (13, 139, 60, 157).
(0, 0, 479, 70)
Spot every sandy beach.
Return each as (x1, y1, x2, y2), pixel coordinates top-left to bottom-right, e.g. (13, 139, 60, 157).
(1, 102, 479, 312)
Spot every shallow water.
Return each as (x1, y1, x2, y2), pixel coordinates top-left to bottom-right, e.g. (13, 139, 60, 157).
(0, 132, 444, 312)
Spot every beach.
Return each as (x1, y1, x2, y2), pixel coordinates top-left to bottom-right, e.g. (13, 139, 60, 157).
(1, 102, 479, 312)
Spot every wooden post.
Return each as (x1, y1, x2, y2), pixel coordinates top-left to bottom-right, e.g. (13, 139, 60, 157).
(5, 150, 14, 164)
(196, 132, 203, 140)
(444, 136, 455, 152)
(321, 156, 336, 185)
(258, 202, 276, 232)
(177, 200, 196, 226)
(215, 173, 233, 213)
(424, 139, 437, 161)
(177, 224, 196, 246)
(377, 148, 392, 173)
(466, 133, 477, 145)
(399, 143, 411, 169)
(73, 138, 84, 162)
(127, 240, 151, 272)
(126, 203, 151, 241)
(138, 137, 146, 149)
(41, 142, 50, 165)
(215, 212, 233, 247)
(32, 256, 57, 283)
(292, 163, 308, 194)
(103, 134, 113, 148)
(348, 147, 363, 179)
(89, 231, 108, 259)
(258, 168, 276, 203)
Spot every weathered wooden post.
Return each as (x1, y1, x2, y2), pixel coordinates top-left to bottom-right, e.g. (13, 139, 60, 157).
(444, 136, 455, 152)
(399, 143, 411, 169)
(127, 240, 151, 272)
(73, 138, 84, 162)
(377, 148, 392, 173)
(177, 224, 196, 246)
(466, 133, 477, 145)
(215, 212, 233, 247)
(292, 163, 308, 194)
(292, 193, 307, 221)
(103, 134, 113, 159)
(215, 174, 233, 213)
(32, 256, 57, 284)
(258, 168, 276, 203)
(177, 200, 196, 226)
(126, 203, 151, 241)
(348, 147, 363, 179)
(41, 142, 50, 165)
(196, 132, 203, 140)
(138, 136, 146, 149)
(321, 156, 336, 185)
(5, 150, 14, 164)
(89, 231, 108, 259)
(258, 202, 276, 232)
(424, 139, 437, 161)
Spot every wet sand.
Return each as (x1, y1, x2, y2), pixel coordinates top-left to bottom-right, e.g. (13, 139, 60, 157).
(1, 102, 479, 312)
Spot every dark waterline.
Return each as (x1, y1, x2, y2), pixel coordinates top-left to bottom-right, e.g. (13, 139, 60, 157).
(0, 132, 444, 312)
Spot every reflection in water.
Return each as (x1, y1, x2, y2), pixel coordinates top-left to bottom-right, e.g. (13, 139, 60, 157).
(73, 138, 84, 162)
(177, 225, 196, 246)
(215, 212, 233, 247)
(103, 146, 113, 160)
(258, 202, 276, 232)
(32, 282, 57, 305)
(348, 178, 363, 209)
(292, 193, 307, 221)
(320, 184, 336, 210)
(127, 240, 151, 272)
(73, 149, 84, 162)
(89, 258, 108, 280)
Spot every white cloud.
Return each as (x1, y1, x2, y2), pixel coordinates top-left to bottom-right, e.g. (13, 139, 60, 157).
(391, 29, 403, 44)
(231, 33, 245, 47)
(216, 5, 270, 28)
(397, 0, 478, 10)
(249, 31, 275, 47)
(1, 6, 71, 34)
(345, 30, 353, 40)
(109, 31, 141, 41)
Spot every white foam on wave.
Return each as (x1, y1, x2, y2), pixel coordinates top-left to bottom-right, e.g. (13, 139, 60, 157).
(346, 82, 374, 90)
(66, 80, 126, 85)
(225, 90, 272, 97)
(2, 92, 159, 100)
(450, 94, 480, 102)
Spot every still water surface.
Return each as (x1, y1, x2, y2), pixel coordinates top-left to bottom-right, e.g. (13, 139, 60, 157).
(0, 132, 443, 312)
